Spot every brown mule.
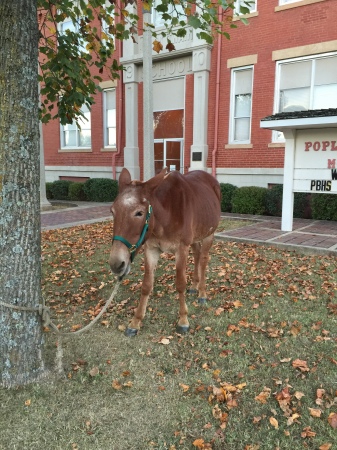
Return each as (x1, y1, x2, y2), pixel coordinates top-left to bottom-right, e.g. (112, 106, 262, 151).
(109, 168, 221, 336)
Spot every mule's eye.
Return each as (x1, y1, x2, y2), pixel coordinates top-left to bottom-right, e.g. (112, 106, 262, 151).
(135, 211, 143, 217)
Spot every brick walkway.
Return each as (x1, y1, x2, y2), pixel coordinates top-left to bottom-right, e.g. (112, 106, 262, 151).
(218, 213, 337, 254)
(41, 202, 111, 229)
(41, 202, 337, 254)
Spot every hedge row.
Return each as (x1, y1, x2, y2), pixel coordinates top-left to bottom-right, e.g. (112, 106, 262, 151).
(219, 182, 337, 221)
(46, 178, 119, 203)
(46, 178, 337, 220)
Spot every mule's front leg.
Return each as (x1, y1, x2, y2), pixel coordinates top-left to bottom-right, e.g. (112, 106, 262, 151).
(175, 245, 190, 333)
(126, 247, 160, 337)
(196, 234, 214, 304)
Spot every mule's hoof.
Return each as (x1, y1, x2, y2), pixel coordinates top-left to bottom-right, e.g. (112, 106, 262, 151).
(124, 327, 138, 337)
(176, 324, 190, 334)
(198, 297, 207, 305)
(187, 288, 197, 295)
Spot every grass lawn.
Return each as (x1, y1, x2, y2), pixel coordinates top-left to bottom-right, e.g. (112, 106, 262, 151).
(0, 219, 336, 450)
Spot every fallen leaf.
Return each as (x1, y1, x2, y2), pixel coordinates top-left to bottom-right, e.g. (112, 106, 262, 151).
(89, 366, 99, 377)
(319, 444, 332, 450)
(292, 359, 309, 372)
(328, 412, 337, 429)
(301, 426, 316, 438)
(269, 417, 279, 429)
(159, 338, 170, 345)
(308, 408, 322, 418)
(193, 439, 204, 449)
(179, 383, 190, 393)
(255, 387, 271, 404)
(25, 399, 31, 406)
(112, 379, 122, 390)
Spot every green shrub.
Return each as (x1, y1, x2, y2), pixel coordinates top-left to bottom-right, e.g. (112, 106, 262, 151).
(49, 180, 72, 200)
(311, 193, 337, 220)
(45, 182, 54, 200)
(294, 192, 311, 218)
(232, 186, 268, 215)
(265, 184, 283, 216)
(83, 178, 118, 202)
(68, 182, 87, 201)
(219, 183, 237, 212)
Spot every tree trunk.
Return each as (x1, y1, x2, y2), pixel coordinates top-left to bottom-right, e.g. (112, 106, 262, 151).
(0, 0, 46, 387)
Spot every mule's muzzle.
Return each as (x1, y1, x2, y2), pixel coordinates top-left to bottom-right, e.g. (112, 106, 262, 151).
(109, 256, 131, 281)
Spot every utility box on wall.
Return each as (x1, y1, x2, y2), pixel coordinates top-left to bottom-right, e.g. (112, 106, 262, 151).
(261, 109, 337, 232)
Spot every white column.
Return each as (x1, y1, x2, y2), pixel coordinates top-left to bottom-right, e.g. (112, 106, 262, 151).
(190, 48, 211, 171)
(142, 9, 154, 180)
(123, 64, 140, 180)
(281, 129, 296, 231)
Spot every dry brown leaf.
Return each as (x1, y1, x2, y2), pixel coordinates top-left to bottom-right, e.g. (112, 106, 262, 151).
(308, 408, 322, 418)
(193, 438, 205, 449)
(153, 40, 163, 53)
(292, 359, 309, 372)
(319, 444, 332, 450)
(179, 383, 190, 393)
(112, 379, 122, 390)
(301, 426, 316, 438)
(328, 412, 337, 429)
(255, 387, 271, 404)
(89, 366, 99, 377)
(269, 417, 279, 429)
(159, 338, 170, 345)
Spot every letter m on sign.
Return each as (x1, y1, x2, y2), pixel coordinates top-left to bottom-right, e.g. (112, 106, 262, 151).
(328, 159, 336, 169)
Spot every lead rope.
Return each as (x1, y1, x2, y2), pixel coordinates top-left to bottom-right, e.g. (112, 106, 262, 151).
(0, 280, 121, 376)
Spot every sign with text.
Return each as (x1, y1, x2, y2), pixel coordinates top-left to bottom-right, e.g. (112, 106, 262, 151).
(294, 128, 337, 193)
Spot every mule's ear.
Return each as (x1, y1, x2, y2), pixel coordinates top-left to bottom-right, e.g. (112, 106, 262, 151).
(118, 168, 132, 192)
(144, 168, 167, 193)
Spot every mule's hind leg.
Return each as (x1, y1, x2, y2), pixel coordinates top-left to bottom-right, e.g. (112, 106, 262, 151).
(197, 234, 214, 304)
(126, 246, 160, 336)
(175, 244, 190, 333)
(187, 242, 201, 295)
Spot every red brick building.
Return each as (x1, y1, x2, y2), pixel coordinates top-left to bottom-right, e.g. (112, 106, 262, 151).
(43, 0, 337, 187)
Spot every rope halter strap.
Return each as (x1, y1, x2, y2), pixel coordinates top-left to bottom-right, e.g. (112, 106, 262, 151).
(112, 204, 152, 263)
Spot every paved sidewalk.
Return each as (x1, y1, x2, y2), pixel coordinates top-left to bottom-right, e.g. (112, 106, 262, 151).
(41, 201, 337, 255)
(41, 201, 112, 230)
(218, 213, 337, 255)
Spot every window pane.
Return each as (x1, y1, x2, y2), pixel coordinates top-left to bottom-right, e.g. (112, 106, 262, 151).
(64, 130, 77, 147)
(234, 118, 250, 141)
(79, 130, 91, 147)
(279, 87, 310, 112)
(235, 69, 253, 95)
(280, 61, 311, 90)
(313, 84, 337, 109)
(235, 94, 251, 117)
(315, 56, 337, 85)
(106, 90, 116, 109)
(108, 127, 116, 146)
(107, 109, 116, 127)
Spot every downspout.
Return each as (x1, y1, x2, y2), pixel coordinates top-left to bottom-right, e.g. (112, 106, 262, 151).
(212, 7, 223, 177)
(112, 0, 123, 180)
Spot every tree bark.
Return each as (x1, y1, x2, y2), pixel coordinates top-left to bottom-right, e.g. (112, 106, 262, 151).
(0, 0, 46, 387)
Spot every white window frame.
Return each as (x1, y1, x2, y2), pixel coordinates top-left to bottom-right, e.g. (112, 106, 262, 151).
(60, 104, 92, 149)
(57, 1, 88, 54)
(273, 52, 337, 141)
(103, 89, 117, 149)
(229, 65, 254, 144)
(279, 0, 301, 4)
(152, 0, 185, 28)
(234, 0, 257, 15)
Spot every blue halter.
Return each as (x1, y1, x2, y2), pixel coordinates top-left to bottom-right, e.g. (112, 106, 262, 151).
(112, 204, 152, 262)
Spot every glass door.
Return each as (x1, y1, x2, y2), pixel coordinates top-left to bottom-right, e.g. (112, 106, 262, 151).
(154, 139, 183, 173)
